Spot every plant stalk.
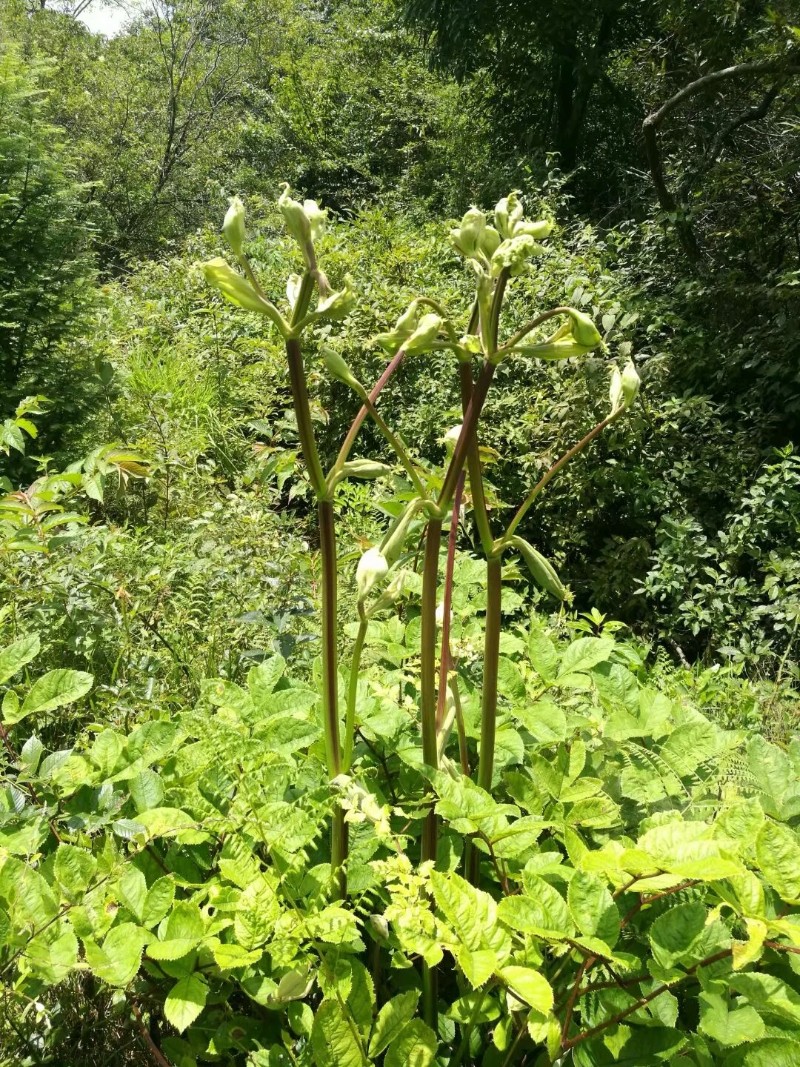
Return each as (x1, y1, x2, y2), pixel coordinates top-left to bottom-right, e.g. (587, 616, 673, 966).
(286, 338, 346, 890)
(343, 616, 368, 772)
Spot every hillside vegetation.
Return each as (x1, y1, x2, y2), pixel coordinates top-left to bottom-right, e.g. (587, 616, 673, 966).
(0, 1, 798, 1064)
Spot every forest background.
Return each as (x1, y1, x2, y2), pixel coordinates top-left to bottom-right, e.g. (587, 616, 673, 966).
(1, 0, 800, 1062)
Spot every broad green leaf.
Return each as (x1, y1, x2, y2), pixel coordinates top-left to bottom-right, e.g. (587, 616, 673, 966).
(143, 877, 175, 928)
(129, 769, 165, 812)
(557, 637, 615, 681)
(247, 655, 286, 706)
(385, 1019, 437, 1067)
(234, 876, 280, 950)
(89, 729, 124, 776)
(311, 999, 366, 1067)
(730, 972, 800, 1027)
(149, 902, 205, 961)
(499, 966, 553, 1013)
(164, 974, 208, 1034)
(137, 808, 199, 841)
(25, 926, 78, 984)
(165, 901, 205, 942)
(211, 941, 263, 970)
(430, 870, 508, 954)
(733, 918, 767, 971)
(84, 923, 147, 986)
(699, 992, 765, 1046)
(649, 902, 708, 970)
(755, 821, 800, 903)
(567, 871, 620, 947)
(16, 669, 93, 722)
(527, 626, 558, 682)
(498, 878, 570, 938)
(454, 945, 498, 988)
(723, 1037, 800, 1066)
(118, 867, 147, 922)
(54, 844, 97, 902)
(513, 700, 567, 744)
(0, 633, 39, 686)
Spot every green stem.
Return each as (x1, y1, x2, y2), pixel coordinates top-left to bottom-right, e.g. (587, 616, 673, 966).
(420, 515, 443, 1031)
(361, 397, 428, 498)
(285, 338, 328, 498)
(420, 517, 443, 777)
(436, 473, 464, 733)
(496, 305, 573, 356)
(439, 360, 496, 509)
(457, 362, 493, 556)
(335, 347, 406, 470)
(343, 616, 368, 772)
(478, 556, 502, 793)
(285, 337, 345, 892)
(500, 412, 616, 547)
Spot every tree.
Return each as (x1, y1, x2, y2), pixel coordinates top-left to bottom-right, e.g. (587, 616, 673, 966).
(0, 45, 95, 395)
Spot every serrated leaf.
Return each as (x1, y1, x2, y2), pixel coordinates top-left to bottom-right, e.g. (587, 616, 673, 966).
(649, 902, 708, 970)
(567, 871, 620, 947)
(755, 821, 800, 903)
(143, 877, 175, 928)
(311, 999, 366, 1067)
(14, 669, 93, 723)
(164, 974, 208, 1034)
(385, 1018, 437, 1067)
(730, 972, 800, 1027)
(235, 876, 280, 950)
(527, 626, 558, 682)
(699, 991, 765, 1046)
(84, 923, 147, 986)
(430, 870, 508, 955)
(499, 966, 553, 1013)
(498, 878, 570, 938)
(0, 633, 39, 686)
(368, 991, 420, 1057)
(557, 637, 615, 680)
(54, 844, 97, 901)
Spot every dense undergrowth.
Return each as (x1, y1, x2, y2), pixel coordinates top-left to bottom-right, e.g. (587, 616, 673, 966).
(1, 1, 799, 1063)
(1, 187, 798, 1067)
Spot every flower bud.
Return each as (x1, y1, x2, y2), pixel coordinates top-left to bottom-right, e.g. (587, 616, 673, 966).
(302, 198, 327, 242)
(373, 301, 420, 353)
(510, 536, 569, 601)
(356, 547, 389, 601)
(480, 226, 501, 259)
(404, 313, 442, 355)
(340, 459, 393, 480)
(202, 258, 277, 318)
(450, 207, 487, 258)
(621, 360, 641, 408)
(369, 914, 390, 941)
(278, 183, 311, 248)
(383, 567, 415, 602)
(494, 192, 524, 240)
(609, 366, 623, 413)
(568, 309, 603, 350)
(315, 275, 356, 320)
(381, 499, 424, 563)
(491, 235, 544, 277)
(518, 339, 590, 361)
(513, 219, 553, 241)
(286, 273, 302, 310)
(222, 196, 246, 257)
(321, 345, 363, 392)
(443, 424, 462, 453)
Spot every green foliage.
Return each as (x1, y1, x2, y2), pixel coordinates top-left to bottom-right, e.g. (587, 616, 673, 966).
(0, 45, 95, 395)
(2, 620, 800, 1064)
